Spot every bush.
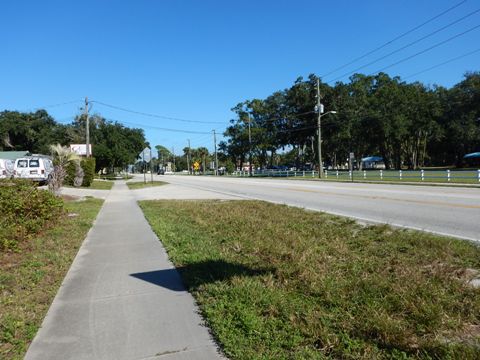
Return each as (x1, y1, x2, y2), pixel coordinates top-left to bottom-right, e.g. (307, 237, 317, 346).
(65, 162, 76, 186)
(0, 179, 64, 251)
(81, 158, 95, 187)
(63, 158, 95, 187)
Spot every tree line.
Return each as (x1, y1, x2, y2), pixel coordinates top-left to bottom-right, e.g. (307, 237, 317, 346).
(220, 72, 480, 170)
(0, 111, 146, 171)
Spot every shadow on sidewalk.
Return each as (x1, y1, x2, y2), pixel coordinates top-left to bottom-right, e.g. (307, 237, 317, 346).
(130, 259, 273, 292)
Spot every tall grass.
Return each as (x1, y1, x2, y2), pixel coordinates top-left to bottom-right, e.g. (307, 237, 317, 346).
(140, 200, 480, 359)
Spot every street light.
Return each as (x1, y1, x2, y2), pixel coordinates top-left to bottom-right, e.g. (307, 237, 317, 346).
(317, 109, 337, 179)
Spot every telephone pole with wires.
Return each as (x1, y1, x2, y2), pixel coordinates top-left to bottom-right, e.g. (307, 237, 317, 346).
(84, 97, 90, 157)
(213, 130, 218, 176)
(316, 78, 324, 178)
(187, 139, 191, 174)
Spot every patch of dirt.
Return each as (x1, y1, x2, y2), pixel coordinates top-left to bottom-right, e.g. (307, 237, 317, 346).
(61, 194, 84, 202)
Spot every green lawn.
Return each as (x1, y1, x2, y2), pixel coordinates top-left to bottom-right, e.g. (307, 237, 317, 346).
(0, 198, 103, 359)
(140, 200, 480, 359)
(127, 181, 168, 190)
(64, 179, 114, 190)
(237, 170, 480, 185)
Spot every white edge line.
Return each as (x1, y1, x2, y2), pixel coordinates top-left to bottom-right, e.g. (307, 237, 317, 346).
(168, 180, 480, 244)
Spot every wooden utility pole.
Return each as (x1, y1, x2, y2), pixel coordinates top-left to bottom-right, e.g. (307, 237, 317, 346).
(316, 78, 324, 178)
(213, 130, 218, 176)
(187, 139, 191, 174)
(85, 97, 90, 157)
(247, 113, 252, 176)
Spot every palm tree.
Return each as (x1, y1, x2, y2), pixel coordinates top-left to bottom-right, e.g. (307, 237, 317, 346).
(48, 144, 80, 194)
(197, 147, 209, 174)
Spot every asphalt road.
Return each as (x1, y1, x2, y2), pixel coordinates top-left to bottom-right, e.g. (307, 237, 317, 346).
(142, 175, 480, 242)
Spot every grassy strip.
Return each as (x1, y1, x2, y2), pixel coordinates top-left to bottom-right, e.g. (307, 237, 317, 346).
(238, 170, 480, 184)
(65, 179, 114, 190)
(140, 200, 480, 359)
(127, 181, 168, 190)
(0, 197, 103, 359)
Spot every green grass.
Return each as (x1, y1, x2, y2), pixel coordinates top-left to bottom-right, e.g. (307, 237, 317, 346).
(64, 179, 114, 190)
(139, 200, 480, 359)
(238, 170, 480, 185)
(127, 181, 168, 190)
(323, 170, 480, 184)
(0, 197, 103, 359)
(87, 179, 114, 190)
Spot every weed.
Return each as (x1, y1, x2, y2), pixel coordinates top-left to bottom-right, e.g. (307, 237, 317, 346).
(140, 200, 480, 359)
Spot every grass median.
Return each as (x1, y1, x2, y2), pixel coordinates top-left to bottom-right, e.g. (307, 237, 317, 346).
(64, 179, 114, 190)
(0, 197, 103, 359)
(127, 181, 168, 190)
(139, 200, 480, 359)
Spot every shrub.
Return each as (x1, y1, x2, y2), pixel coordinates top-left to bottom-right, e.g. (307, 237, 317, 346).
(81, 158, 95, 187)
(65, 162, 76, 186)
(0, 179, 64, 251)
(63, 158, 95, 187)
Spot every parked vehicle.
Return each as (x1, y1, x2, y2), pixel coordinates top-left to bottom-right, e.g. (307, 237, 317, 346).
(14, 156, 53, 185)
(0, 159, 14, 179)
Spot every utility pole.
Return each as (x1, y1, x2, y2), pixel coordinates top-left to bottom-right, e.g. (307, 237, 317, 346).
(247, 112, 252, 176)
(150, 147, 153, 183)
(85, 97, 90, 157)
(316, 78, 324, 178)
(172, 147, 175, 172)
(187, 139, 191, 175)
(213, 130, 218, 176)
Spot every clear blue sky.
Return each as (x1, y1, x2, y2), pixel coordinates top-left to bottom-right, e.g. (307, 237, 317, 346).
(1, 0, 479, 153)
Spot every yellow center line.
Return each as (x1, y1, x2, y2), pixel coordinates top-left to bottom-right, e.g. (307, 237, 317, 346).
(286, 187, 480, 209)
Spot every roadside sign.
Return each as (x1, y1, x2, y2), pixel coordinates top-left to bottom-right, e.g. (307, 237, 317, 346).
(138, 147, 151, 162)
(193, 161, 200, 171)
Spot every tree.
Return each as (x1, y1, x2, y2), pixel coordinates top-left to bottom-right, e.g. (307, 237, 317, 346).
(48, 144, 80, 194)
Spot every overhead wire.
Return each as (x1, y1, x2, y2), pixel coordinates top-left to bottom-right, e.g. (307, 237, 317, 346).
(326, 7, 480, 83)
(103, 117, 212, 135)
(34, 99, 83, 109)
(403, 47, 480, 79)
(91, 100, 227, 125)
(321, 0, 467, 78)
(370, 23, 480, 75)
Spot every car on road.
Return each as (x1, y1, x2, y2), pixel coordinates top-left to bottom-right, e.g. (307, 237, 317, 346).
(14, 156, 53, 185)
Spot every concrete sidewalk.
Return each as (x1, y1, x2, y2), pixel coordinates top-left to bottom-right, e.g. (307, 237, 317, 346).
(26, 182, 223, 360)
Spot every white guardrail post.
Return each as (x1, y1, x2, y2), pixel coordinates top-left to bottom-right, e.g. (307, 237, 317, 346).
(399, 170, 402, 180)
(421, 169, 424, 181)
(325, 170, 328, 179)
(380, 169, 383, 180)
(363, 170, 366, 179)
(336, 170, 339, 179)
(447, 169, 450, 182)
(478, 169, 480, 182)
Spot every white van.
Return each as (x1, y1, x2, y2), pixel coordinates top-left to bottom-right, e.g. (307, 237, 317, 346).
(0, 159, 14, 179)
(14, 156, 53, 185)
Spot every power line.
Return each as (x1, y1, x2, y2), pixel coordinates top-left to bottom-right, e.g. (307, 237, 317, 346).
(370, 23, 480, 75)
(326, 7, 480, 83)
(403, 47, 480, 80)
(103, 117, 212, 135)
(321, 0, 467, 78)
(35, 99, 83, 109)
(92, 100, 227, 125)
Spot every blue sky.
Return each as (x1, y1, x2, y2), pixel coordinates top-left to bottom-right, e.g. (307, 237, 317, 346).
(1, 0, 479, 153)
